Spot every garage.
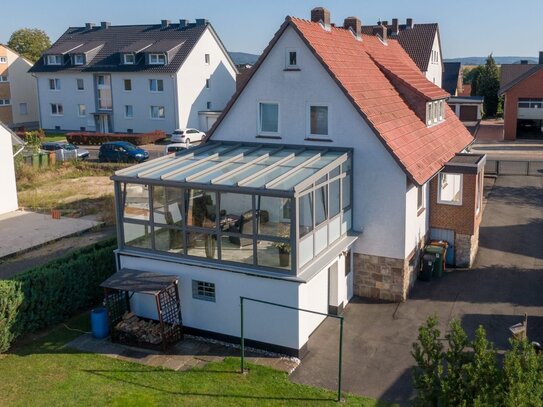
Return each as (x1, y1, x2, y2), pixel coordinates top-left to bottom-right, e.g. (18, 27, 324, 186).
(516, 98, 543, 139)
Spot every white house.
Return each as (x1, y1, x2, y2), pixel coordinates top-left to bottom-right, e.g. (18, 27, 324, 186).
(29, 20, 238, 134)
(108, 8, 483, 356)
(0, 122, 23, 215)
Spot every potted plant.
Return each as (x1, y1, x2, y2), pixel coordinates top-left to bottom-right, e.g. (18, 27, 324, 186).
(272, 223, 291, 267)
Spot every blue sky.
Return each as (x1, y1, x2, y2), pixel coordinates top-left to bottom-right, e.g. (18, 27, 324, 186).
(1, 0, 542, 58)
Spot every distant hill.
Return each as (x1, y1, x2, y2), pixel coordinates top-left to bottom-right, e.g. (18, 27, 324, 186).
(445, 56, 538, 66)
(229, 52, 259, 66)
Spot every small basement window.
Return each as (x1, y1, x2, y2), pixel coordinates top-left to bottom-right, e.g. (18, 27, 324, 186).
(438, 173, 462, 205)
(192, 280, 215, 302)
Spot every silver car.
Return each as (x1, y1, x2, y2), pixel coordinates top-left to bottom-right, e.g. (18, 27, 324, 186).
(41, 142, 89, 161)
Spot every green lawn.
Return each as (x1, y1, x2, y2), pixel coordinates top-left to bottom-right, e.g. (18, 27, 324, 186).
(0, 313, 390, 407)
(44, 132, 67, 142)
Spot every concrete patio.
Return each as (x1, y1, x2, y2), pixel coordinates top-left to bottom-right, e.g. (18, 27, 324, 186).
(69, 333, 299, 374)
(0, 210, 101, 259)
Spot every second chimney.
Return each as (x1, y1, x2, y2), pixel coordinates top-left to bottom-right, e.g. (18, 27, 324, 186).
(391, 18, 399, 35)
(100, 21, 111, 29)
(161, 19, 170, 28)
(85, 22, 95, 30)
(311, 7, 331, 28)
(344, 17, 361, 38)
(179, 19, 188, 29)
(406, 18, 414, 29)
(539, 52, 543, 65)
(373, 24, 387, 42)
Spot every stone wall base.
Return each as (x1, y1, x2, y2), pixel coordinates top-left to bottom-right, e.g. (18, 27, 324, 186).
(353, 252, 418, 302)
(455, 230, 479, 267)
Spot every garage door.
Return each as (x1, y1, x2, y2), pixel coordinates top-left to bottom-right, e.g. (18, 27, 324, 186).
(459, 105, 478, 121)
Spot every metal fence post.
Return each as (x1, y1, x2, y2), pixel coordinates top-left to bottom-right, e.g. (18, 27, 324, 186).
(337, 317, 344, 402)
(240, 296, 245, 374)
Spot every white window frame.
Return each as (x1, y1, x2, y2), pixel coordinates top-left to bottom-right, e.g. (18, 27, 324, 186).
(307, 103, 330, 137)
(124, 105, 134, 119)
(427, 100, 446, 127)
(76, 78, 84, 91)
(0, 56, 7, 64)
(149, 79, 164, 92)
(204, 53, 210, 65)
(0, 75, 8, 82)
(123, 53, 135, 65)
(257, 101, 280, 136)
(19, 102, 28, 115)
(49, 78, 61, 91)
(416, 184, 426, 212)
(123, 79, 132, 92)
(46, 55, 62, 65)
(73, 54, 85, 65)
(78, 104, 86, 117)
(149, 53, 166, 65)
(50, 103, 63, 116)
(437, 172, 463, 206)
(150, 105, 165, 119)
(0, 99, 11, 106)
(285, 48, 299, 69)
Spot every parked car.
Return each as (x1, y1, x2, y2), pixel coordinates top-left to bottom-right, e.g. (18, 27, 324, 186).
(164, 143, 190, 155)
(171, 128, 205, 144)
(41, 142, 89, 161)
(98, 142, 149, 163)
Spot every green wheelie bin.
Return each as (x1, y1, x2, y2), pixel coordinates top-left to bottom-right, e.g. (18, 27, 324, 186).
(424, 245, 446, 278)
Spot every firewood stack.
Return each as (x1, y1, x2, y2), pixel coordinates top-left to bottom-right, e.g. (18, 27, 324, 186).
(115, 312, 163, 345)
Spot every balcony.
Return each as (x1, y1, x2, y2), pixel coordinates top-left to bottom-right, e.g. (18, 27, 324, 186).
(112, 141, 354, 277)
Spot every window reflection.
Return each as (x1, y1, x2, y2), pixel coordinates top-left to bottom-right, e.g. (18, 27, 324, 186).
(186, 189, 217, 228)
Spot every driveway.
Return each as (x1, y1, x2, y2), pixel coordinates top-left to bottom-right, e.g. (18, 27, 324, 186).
(291, 175, 543, 405)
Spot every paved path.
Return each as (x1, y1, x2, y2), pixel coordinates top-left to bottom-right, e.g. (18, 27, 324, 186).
(0, 210, 101, 259)
(291, 175, 543, 405)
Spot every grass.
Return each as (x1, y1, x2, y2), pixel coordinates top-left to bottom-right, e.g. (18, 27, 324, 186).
(43, 132, 68, 142)
(0, 313, 391, 407)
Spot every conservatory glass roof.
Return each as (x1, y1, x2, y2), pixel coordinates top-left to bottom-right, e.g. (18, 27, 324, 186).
(114, 141, 350, 195)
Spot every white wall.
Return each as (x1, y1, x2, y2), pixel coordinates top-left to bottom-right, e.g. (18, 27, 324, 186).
(424, 33, 442, 87)
(298, 263, 328, 346)
(5, 48, 38, 126)
(0, 125, 18, 214)
(177, 27, 237, 130)
(211, 26, 408, 260)
(119, 254, 307, 350)
(404, 182, 429, 257)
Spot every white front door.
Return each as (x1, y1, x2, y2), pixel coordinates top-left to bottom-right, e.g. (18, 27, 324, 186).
(97, 114, 109, 133)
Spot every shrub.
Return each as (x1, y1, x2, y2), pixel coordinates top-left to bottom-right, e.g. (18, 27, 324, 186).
(0, 238, 117, 353)
(66, 130, 166, 146)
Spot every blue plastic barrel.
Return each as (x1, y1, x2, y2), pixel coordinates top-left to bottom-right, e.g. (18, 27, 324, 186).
(91, 307, 109, 339)
(446, 244, 455, 267)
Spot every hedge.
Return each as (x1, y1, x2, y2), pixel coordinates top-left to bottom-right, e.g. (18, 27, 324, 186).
(66, 130, 166, 146)
(0, 238, 117, 353)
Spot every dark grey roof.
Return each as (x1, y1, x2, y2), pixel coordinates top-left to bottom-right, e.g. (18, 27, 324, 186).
(145, 39, 184, 52)
(120, 40, 154, 53)
(100, 268, 178, 295)
(442, 62, 461, 95)
(499, 64, 543, 94)
(30, 22, 210, 74)
(74, 41, 104, 53)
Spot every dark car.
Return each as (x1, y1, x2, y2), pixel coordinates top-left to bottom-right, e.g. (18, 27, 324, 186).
(41, 142, 89, 161)
(98, 142, 149, 163)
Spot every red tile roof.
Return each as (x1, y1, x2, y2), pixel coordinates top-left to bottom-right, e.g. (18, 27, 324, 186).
(209, 17, 473, 186)
(290, 18, 472, 185)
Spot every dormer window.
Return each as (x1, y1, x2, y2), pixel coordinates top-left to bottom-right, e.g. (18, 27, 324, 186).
(73, 54, 85, 65)
(426, 100, 445, 126)
(123, 53, 135, 65)
(149, 53, 166, 65)
(46, 55, 62, 65)
(285, 48, 299, 69)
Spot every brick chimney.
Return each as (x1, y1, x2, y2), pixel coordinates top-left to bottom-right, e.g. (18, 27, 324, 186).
(373, 24, 387, 42)
(161, 20, 170, 28)
(100, 21, 111, 29)
(391, 18, 399, 35)
(539, 52, 543, 65)
(311, 7, 331, 28)
(85, 22, 95, 30)
(406, 18, 414, 29)
(344, 16, 362, 39)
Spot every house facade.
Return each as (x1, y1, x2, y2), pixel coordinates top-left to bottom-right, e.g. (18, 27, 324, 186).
(109, 8, 483, 356)
(361, 18, 443, 87)
(29, 20, 237, 134)
(0, 45, 39, 129)
(499, 54, 543, 140)
(0, 122, 23, 215)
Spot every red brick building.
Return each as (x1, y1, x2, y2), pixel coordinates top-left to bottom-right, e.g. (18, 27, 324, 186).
(500, 54, 543, 140)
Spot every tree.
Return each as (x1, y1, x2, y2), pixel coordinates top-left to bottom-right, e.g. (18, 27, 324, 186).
(476, 54, 501, 117)
(7, 28, 50, 62)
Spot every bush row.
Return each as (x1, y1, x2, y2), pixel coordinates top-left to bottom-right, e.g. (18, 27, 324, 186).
(15, 129, 46, 141)
(66, 130, 167, 146)
(0, 238, 117, 353)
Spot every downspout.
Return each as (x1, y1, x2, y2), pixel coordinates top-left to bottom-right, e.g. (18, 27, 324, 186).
(31, 73, 42, 129)
(171, 74, 180, 130)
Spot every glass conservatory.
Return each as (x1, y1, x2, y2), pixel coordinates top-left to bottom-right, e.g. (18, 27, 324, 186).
(112, 141, 353, 275)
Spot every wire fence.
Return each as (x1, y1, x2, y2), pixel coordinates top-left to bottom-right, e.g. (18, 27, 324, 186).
(485, 160, 543, 176)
